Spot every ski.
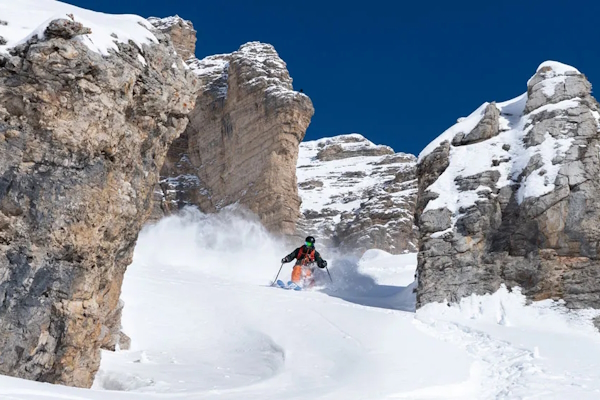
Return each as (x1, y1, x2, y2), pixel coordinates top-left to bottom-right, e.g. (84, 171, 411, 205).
(276, 279, 287, 289)
(276, 280, 289, 289)
(274, 280, 302, 291)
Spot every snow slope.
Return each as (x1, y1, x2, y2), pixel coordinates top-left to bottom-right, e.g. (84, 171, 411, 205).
(0, 0, 157, 55)
(2, 208, 600, 399)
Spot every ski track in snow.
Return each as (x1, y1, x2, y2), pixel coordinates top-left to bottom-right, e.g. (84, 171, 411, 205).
(2, 209, 600, 399)
(409, 319, 542, 399)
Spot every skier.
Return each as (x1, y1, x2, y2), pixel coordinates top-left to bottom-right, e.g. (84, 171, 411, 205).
(281, 236, 328, 287)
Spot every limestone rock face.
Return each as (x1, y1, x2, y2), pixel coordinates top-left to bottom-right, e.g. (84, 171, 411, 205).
(297, 134, 417, 254)
(0, 17, 196, 387)
(158, 42, 314, 234)
(416, 61, 600, 309)
(148, 16, 197, 61)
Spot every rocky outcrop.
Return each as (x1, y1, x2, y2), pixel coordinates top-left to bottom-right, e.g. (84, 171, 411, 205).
(0, 12, 196, 388)
(148, 16, 196, 61)
(298, 134, 418, 254)
(158, 42, 314, 234)
(416, 61, 600, 309)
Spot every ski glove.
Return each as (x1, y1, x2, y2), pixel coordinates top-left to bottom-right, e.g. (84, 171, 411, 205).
(318, 260, 327, 269)
(281, 257, 289, 264)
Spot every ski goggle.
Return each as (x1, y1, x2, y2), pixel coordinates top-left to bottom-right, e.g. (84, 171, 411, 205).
(305, 241, 314, 247)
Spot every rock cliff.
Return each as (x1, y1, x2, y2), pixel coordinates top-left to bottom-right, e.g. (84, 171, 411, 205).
(158, 41, 314, 234)
(297, 134, 417, 254)
(0, 4, 196, 388)
(148, 16, 196, 61)
(416, 61, 600, 309)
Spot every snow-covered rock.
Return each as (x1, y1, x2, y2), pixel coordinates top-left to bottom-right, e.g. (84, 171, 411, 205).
(148, 16, 196, 61)
(0, 0, 158, 56)
(297, 134, 417, 254)
(416, 61, 600, 311)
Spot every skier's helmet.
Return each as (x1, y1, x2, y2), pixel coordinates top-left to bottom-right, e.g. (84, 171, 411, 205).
(305, 236, 315, 248)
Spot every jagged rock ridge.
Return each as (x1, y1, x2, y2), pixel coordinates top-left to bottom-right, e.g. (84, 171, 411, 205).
(0, 3, 197, 387)
(297, 134, 417, 254)
(416, 61, 600, 310)
(157, 37, 314, 234)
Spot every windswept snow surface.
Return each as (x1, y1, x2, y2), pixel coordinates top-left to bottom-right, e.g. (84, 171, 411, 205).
(0, 0, 158, 55)
(417, 102, 490, 164)
(2, 208, 600, 399)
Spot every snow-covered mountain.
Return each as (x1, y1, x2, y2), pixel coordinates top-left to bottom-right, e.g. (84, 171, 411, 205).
(4, 1, 600, 398)
(416, 61, 600, 311)
(297, 134, 418, 254)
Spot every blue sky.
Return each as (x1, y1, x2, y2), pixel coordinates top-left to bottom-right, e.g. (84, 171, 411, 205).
(68, 0, 598, 156)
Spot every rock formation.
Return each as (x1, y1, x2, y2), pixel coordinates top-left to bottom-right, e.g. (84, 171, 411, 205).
(0, 11, 196, 388)
(297, 134, 417, 254)
(157, 41, 314, 234)
(416, 61, 600, 309)
(148, 16, 196, 61)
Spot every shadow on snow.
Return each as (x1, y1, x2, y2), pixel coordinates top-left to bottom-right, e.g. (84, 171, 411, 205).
(317, 256, 416, 313)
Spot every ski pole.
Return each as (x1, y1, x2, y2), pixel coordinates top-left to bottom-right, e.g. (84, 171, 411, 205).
(325, 266, 333, 283)
(271, 263, 284, 286)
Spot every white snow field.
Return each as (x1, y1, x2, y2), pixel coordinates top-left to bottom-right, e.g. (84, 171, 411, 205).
(2, 208, 600, 399)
